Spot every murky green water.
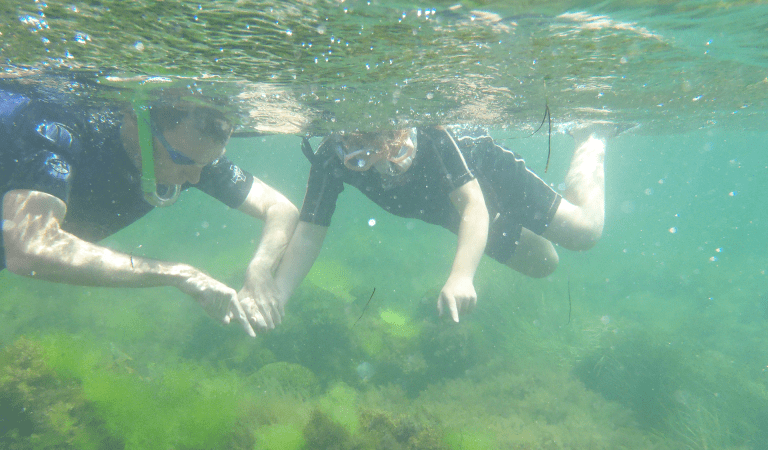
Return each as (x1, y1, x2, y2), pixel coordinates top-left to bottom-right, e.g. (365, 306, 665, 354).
(2, 1, 767, 449)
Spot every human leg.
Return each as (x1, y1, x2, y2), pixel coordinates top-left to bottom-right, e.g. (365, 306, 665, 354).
(542, 124, 614, 251)
(506, 228, 559, 278)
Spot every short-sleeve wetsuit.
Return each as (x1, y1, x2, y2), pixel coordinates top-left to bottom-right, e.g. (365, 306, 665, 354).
(0, 88, 254, 270)
(299, 126, 561, 263)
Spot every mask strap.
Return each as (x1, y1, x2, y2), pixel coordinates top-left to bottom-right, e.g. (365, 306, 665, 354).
(131, 98, 181, 207)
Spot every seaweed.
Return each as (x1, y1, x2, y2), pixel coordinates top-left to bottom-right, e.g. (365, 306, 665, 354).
(301, 407, 449, 450)
(180, 316, 277, 372)
(250, 361, 321, 400)
(302, 409, 355, 450)
(358, 409, 448, 450)
(0, 337, 120, 449)
(263, 284, 362, 387)
(0, 334, 262, 450)
(573, 330, 679, 429)
(573, 325, 768, 449)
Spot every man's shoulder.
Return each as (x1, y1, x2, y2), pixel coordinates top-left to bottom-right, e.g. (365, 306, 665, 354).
(2, 93, 123, 161)
(0, 89, 31, 124)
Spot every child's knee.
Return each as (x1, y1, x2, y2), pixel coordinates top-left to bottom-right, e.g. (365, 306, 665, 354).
(531, 251, 559, 278)
(573, 222, 603, 251)
(517, 248, 558, 278)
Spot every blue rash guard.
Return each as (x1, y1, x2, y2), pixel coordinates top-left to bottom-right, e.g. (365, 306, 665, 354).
(0, 88, 254, 270)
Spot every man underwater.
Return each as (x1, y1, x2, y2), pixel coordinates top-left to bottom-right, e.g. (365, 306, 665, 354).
(1, 87, 297, 336)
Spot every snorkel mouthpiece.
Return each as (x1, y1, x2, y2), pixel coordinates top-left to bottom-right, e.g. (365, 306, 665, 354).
(132, 99, 181, 207)
(148, 183, 181, 207)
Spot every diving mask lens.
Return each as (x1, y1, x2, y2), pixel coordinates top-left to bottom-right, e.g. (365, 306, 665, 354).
(343, 147, 380, 171)
(394, 144, 408, 160)
(388, 130, 416, 168)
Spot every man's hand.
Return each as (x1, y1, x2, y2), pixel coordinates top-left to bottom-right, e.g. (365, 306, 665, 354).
(437, 275, 477, 323)
(238, 268, 283, 332)
(177, 269, 257, 337)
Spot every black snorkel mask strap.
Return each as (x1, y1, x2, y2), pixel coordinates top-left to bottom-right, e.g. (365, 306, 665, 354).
(131, 98, 181, 207)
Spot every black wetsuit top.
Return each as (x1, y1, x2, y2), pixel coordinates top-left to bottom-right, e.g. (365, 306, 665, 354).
(0, 88, 254, 270)
(299, 126, 561, 263)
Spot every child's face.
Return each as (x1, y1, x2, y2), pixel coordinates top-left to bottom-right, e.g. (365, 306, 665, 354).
(340, 130, 415, 174)
(339, 132, 393, 171)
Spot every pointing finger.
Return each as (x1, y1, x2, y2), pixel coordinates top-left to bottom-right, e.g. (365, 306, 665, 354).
(450, 300, 460, 323)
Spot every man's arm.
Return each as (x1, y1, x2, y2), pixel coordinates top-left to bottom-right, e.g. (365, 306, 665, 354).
(439, 178, 489, 322)
(235, 177, 299, 330)
(2, 189, 257, 337)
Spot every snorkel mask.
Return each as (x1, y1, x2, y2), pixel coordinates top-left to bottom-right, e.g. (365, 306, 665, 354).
(387, 128, 417, 172)
(132, 99, 181, 207)
(337, 128, 417, 175)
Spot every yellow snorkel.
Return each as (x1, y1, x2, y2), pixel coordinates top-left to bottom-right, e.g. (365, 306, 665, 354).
(131, 97, 181, 207)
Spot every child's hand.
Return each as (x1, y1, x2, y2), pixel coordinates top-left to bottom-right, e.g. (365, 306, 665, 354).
(437, 275, 477, 322)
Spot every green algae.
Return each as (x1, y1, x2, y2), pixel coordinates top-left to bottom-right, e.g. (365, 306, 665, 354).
(255, 423, 306, 450)
(301, 407, 449, 450)
(357, 409, 448, 450)
(1, 335, 258, 450)
(263, 284, 361, 386)
(3, 221, 768, 450)
(379, 308, 420, 340)
(574, 325, 768, 449)
(250, 361, 321, 400)
(0, 337, 118, 450)
(318, 382, 361, 435)
(306, 259, 358, 304)
(302, 409, 354, 449)
(2, 274, 765, 450)
(442, 430, 496, 450)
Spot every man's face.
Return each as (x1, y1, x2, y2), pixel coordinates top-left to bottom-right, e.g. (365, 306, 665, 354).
(153, 114, 228, 185)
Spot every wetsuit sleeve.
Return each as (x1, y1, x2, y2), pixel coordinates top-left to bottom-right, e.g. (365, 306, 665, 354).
(422, 127, 475, 192)
(194, 156, 254, 208)
(298, 146, 345, 226)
